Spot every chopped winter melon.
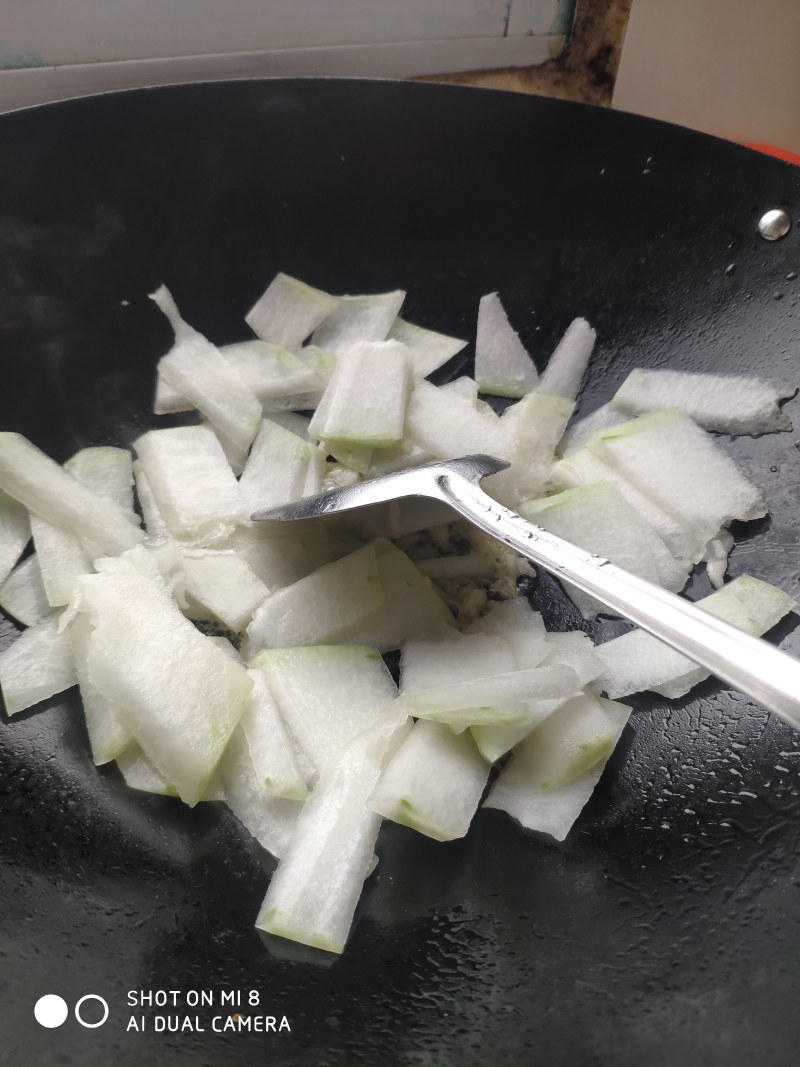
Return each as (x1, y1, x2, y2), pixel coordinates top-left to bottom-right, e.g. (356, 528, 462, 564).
(595, 574, 796, 700)
(133, 426, 247, 542)
(400, 630, 521, 694)
(116, 745, 178, 796)
(470, 629, 602, 762)
(523, 690, 624, 791)
(536, 318, 596, 400)
(474, 292, 538, 398)
(611, 368, 795, 434)
(557, 403, 629, 457)
(239, 668, 308, 801)
(519, 482, 688, 617)
(368, 719, 490, 841)
(387, 317, 467, 378)
(484, 696, 631, 841)
(404, 379, 510, 461)
(70, 613, 132, 764)
(245, 272, 338, 350)
(308, 341, 411, 448)
(395, 663, 582, 730)
(549, 446, 694, 564)
(702, 528, 734, 589)
(246, 542, 383, 650)
(486, 391, 574, 504)
(255, 707, 408, 953)
(31, 515, 91, 608)
(588, 410, 766, 561)
(252, 644, 398, 776)
(179, 549, 269, 632)
(0, 554, 51, 627)
(218, 722, 304, 859)
(222, 521, 360, 592)
(151, 286, 262, 451)
(77, 558, 252, 805)
(0, 433, 143, 557)
(466, 598, 547, 668)
(344, 539, 455, 651)
(0, 615, 77, 715)
(220, 340, 325, 400)
(0, 489, 30, 587)
(311, 290, 406, 353)
(64, 447, 135, 521)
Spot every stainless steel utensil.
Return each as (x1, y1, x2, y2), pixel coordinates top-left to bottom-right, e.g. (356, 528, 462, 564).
(254, 454, 800, 730)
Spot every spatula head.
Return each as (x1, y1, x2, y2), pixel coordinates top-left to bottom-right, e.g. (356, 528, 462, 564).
(250, 454, 509, 522)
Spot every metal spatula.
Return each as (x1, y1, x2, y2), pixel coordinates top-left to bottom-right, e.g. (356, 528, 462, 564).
(253, 454, 800, 730)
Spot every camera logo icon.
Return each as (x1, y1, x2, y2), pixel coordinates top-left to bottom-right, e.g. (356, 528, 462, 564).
(34, 994, 109, 1029)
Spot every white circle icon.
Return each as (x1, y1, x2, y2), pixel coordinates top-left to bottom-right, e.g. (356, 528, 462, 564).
(34, 995, 69, 1029)
(75, 994, 109, 1029)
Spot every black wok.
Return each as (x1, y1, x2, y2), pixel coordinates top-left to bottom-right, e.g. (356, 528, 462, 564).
(1, 79, 799, 1067)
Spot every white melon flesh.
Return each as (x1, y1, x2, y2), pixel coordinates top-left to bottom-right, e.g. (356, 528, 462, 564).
(486, 392, 574, 504)
(611, 368, 794, 434)
(311, 290, 406, 353)
(133, 426, 247, 542)
(295, 345, 336, 386)
(240, 668, 308, 801)
(395, 663, 582, 730)
(558, 403, 629, 457)
(220, 340, 324, 400)
(252, 645, 398, 776)
(179, 549, 269, 632)
(0, 490, 30, 587)
(536, 318, 596, 400)
(31, 515, 91, 608)
(549, 446, 694, 564)
(400, 631, 521, 694)
(588, 410, 766, 561)
(255, 708, 408, 953)
(523, 690, 626, 791)
(368, 719, 490, 841)
(484, 696, 631, 841)
(470, 631, 602, 763)
(702, 528, 734, 589)
(245, 273, 338, 349)
(218, 723, 304, 859)
(475, 292, 538, 398)
(595, 574, 796, 700)
(70, 613, 132, 764)
(238, 420, 323, 516)
(0, 554, 51, 627)
(466, 597, 547, 668)
(319, 439, 373, 476)
(344, 539, 455, 651)
(151, 286, 262, 451)
(519, 482, 687, 616)
(246, 543, 383, 650)
(64, 447, 135, 521)
(404, 379, 510, 462)
(116, 744, 178, 796)
(200, 419, 248, 478)
(387, 317, 467, 378)
(0, 615, 77, 715)
(0, 433, 143, 557)
(133, 461, 169, 539)
(222, 522, 358, 592)
(308, 341, 411, 447)
(77, 561, 252, 805)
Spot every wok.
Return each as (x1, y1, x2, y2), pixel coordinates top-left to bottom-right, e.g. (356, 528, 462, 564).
(1, 78, 799, 1067)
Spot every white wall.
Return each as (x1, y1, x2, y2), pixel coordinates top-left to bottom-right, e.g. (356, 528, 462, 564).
(613, 0, 800, 155)
(0, 0, 574, 113)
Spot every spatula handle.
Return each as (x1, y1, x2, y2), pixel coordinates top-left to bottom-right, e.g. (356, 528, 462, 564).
(439, 470, 800, 731)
